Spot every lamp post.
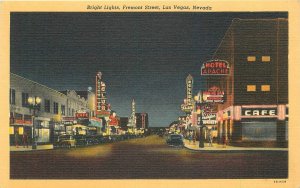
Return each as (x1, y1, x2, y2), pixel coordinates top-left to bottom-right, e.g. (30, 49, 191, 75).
(28, 96, 41, 149)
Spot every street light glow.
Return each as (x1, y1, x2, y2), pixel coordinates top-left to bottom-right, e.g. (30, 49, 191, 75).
(28, 96, 42, 105)
(28, 97, 34, 104)
(35, 97, 41, 104)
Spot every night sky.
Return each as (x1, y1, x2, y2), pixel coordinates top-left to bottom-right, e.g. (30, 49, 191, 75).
(10, 12, 288, 127)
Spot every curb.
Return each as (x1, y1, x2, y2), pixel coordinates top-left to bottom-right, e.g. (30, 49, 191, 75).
(10, 144, 54, 152)
(183, 140, 288, 152)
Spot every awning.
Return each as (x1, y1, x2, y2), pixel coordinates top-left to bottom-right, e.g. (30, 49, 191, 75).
(35, 117, 51, 121)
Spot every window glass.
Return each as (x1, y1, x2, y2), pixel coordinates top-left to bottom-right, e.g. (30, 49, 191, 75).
(247, 85, 256, 92)
(10, 89, 16, 105)
(45, 99, 51, 113)
(262, 56, 271, 62)
(61, 105, 66, 115)
(247, 56, 256, 62)
(53, 102, 59, 114)
(22, 92, 29, 107)
(261, 85, 270, 91)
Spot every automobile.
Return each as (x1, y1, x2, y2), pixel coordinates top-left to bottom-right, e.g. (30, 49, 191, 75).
(93, 135, 110, 144)
(86, 135, 99, 145)
(166, 134, 184, 147)
(54, 134, 76, 149)
(74, 135, 87, 146)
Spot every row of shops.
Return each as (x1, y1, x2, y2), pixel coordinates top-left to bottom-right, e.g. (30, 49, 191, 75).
(9, 110, 132, 146)
(9, 73, 96, 146)
(10, 72, 147, 147)
(9, 112, 104, 146)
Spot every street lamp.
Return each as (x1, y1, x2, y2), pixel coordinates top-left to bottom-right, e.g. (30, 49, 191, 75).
(28, 96, 41, 149)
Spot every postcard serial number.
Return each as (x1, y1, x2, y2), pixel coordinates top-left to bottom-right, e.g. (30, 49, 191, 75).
(274, 180, 287, 183)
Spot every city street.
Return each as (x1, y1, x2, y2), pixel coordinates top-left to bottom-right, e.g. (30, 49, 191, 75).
(10, 135, 288, 179)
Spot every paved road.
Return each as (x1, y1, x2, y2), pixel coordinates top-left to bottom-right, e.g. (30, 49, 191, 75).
(10, 135, 288, 179)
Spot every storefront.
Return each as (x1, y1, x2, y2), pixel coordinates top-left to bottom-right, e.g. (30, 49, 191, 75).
(9, 113, 33, 146)
(34, 117, 51, 144)
(216, 104, 288, 147)
(9, 114, 51, 146)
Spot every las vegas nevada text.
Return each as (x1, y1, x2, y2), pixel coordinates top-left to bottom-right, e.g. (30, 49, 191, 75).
(9, 12, 288, 179)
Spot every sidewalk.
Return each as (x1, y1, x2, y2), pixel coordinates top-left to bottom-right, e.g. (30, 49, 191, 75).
(183, 139, 288, 151)
(10, 144, 53, 152)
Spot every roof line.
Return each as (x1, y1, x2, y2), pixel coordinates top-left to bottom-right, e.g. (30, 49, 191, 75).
(212, 18, 287, 58)
(10, 73, 67, 97)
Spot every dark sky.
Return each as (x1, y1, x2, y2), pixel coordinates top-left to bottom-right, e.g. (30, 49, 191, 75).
(10, 12, 288, 127)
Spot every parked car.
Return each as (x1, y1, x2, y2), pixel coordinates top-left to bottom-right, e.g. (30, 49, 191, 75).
(86, 135, 99, 145)
(166, 134, 184, 147)
(74, 135, 87, 146)
(54, 135, 76, 149)
(93, 135, 109, 144)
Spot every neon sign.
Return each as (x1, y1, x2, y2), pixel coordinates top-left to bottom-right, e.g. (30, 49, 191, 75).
(201, 60, 230, 75)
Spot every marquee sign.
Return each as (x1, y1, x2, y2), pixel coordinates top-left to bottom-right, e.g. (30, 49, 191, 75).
(242, 108, 277, 118)
(62, 116, 76, 125)
(201, 60, 230, 75)
(181, 104, 193, 113)
(202, 113, 217, 125)
(95, 71, 110, 117)
(186, 74, 193, 105)
(75, 112, 89, 119)
(202, 86, 225, 103)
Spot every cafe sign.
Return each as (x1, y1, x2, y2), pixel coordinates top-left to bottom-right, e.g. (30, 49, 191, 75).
(75, 112, 89, 119)
(201, 60, 230, 75)
(242, 108, 277, 118)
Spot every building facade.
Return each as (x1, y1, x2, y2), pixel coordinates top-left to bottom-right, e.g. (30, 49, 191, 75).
(9, 73, 89, 145)
(207, 18, 288, 147)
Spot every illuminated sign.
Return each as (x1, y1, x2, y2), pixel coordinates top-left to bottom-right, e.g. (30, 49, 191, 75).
(203, 86, 225, 103)
(202, 113, 217, 125)
(242, 108, 277, 117)
(201, 60, 230, 75)
(90, 117, 103, 127)
(181, 104, 193, 113)
(75, 112, 89, 119)
(97, 111, 110, 116)
(62, 117, 76, 121)
(95, 71, 109, 117)
(14, 119, 33, 125)
(186, 74, 193, 105)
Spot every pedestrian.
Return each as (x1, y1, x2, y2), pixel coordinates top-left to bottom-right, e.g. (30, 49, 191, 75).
(192, 131, 196, 145)
(223, 136, 227, 148)
(22, 132, 29, 148)
(188, 132, 192, 144)
(208, 130, 213, 147)
(14, 131, 19, 148)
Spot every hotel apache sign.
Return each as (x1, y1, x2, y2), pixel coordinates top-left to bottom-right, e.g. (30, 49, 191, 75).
(201, 60, 230, 75)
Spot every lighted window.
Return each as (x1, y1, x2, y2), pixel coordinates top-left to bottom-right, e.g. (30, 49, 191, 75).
(247, 85, 256, 92)
(9, 126, 14, 134)
(262, 56, 271, 62)
(19, 127, 24, 135)
(247, 56, 256, 62)
(261, 85, 270, 91)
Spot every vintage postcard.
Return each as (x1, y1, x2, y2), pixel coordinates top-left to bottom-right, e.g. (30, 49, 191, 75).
(0, 0, 299, 188)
